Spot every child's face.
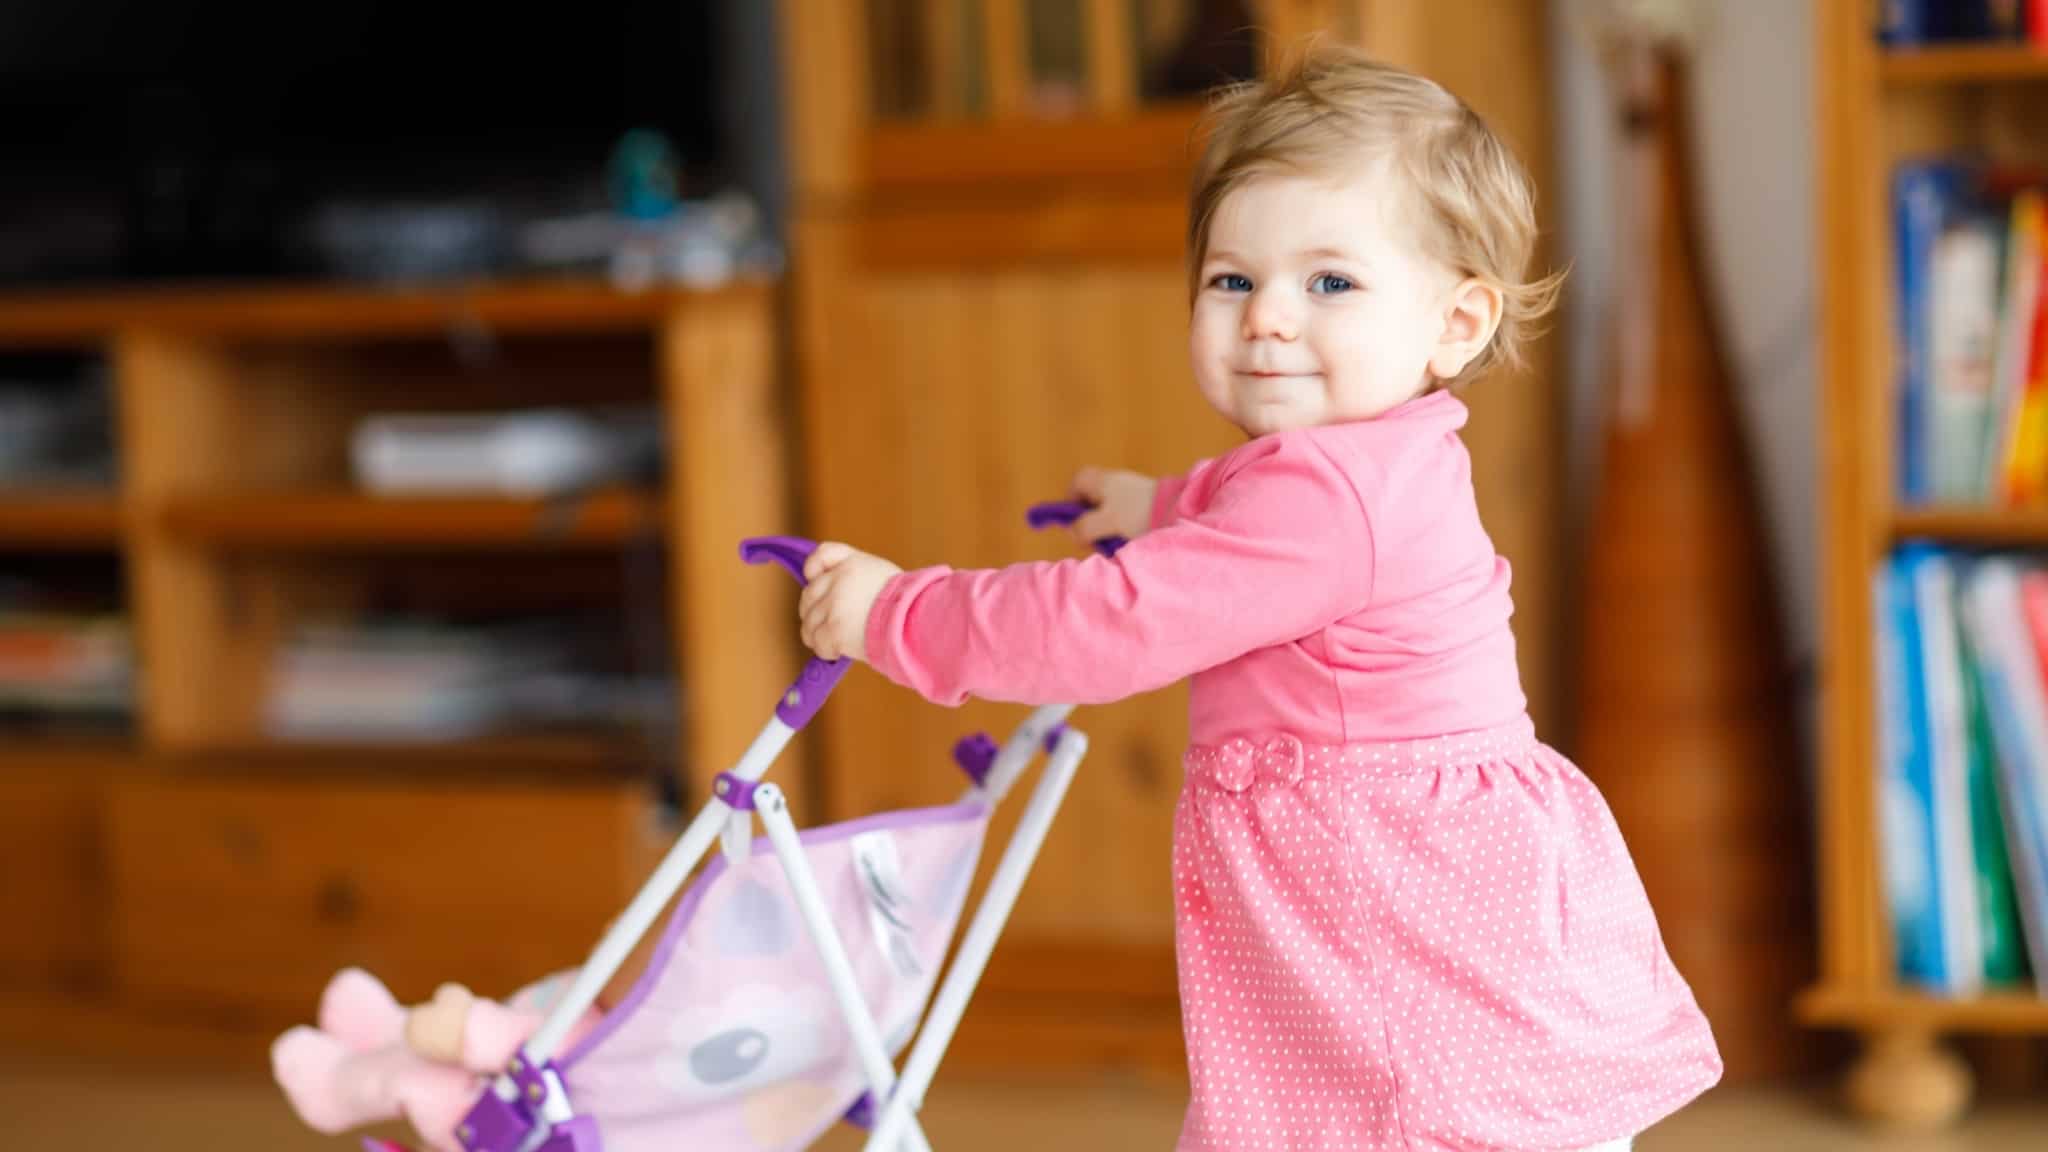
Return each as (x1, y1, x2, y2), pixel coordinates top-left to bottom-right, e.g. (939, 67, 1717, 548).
(1189, 167, 1462, 437)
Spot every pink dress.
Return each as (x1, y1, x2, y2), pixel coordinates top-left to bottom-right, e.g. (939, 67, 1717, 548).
(863, 390, 1722, 1150)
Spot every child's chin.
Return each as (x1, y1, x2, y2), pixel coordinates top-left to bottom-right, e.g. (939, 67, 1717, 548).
(1235, 406, 1315, 437)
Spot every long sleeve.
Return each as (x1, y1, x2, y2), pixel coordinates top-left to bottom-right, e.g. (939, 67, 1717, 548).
(864, 433, 1376, 707)
(1149, 459, 1208, 529)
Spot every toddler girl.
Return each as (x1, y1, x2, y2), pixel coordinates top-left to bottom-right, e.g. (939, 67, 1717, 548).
(797, 45, 1722, 1152)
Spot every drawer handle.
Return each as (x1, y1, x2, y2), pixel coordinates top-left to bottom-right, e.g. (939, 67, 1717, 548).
(316, 876, 361, 924)
(1125, 739, 1164, 795)
(221, 821, 267, 868)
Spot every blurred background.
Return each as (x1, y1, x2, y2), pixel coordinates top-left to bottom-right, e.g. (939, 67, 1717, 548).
(0, 0, 2044, 1148)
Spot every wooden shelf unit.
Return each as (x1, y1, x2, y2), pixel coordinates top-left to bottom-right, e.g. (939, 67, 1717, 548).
(1800, 986, 2048, 1034)
(159, 733, 647, 778)
(0, 279, 733, 345)
(1809, 0, 2048, 1122)
(1892, 505, 2048, 547)
(0, 493, 123, 548)
(159, 488, 665, 550)
(0, 276, 800, 1060)
(1879, 44, 2048, 85)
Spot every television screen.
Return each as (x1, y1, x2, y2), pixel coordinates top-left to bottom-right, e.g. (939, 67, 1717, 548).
(0, 0, 730, 284)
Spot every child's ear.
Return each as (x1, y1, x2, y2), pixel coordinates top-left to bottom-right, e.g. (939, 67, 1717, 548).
(1428, 277, 1505, 381)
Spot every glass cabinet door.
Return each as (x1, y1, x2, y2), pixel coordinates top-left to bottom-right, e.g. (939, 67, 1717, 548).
(1135, 0, 1259, 105)
(868, 0, 1278, 123)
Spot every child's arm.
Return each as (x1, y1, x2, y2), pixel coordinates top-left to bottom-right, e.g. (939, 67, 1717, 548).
(1147, 455, 1218, 530)
(853, 435, 1372, 706)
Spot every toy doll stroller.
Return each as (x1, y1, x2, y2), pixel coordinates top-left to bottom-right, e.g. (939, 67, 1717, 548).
(386, 505, 1115, 1152)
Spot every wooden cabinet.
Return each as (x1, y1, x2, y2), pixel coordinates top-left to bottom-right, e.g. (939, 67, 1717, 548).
(781, 0, 1562, 1076)
(1803, 0, 2048, 1125)
(0, 280, 796, 1061)
(0, 745, 117, 993)
(106, 771, 653, 1020)
(0, 4, 1566, 1082)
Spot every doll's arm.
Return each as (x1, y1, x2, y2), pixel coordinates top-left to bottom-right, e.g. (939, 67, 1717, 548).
(402, 983, 554, 1073)
(404, 984, 483, 1067)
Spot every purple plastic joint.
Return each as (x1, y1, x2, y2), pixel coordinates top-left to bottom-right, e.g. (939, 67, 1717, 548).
(712, 772, 759, 811)
(843, 1092, 877, 1130)
(511, 1057, 553, 1113)
(1042, 723, 1070, 755)
(775, 656, 850, 730)
(537, 1115, 602, 1152)
(951, 732, 999, 787)
(455, 1089, 532, 1152)
(455, 1057, 591, 1152)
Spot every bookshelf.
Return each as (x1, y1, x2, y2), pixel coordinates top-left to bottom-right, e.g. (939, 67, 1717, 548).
(158, 489, 665, 550)
(0, 277, 801, 1059)
(1880, 44, 2048, 85)
(0, 493, 123, 547)
(1891, 505, 2048, 544)
(1806, 0, 2048, 1127)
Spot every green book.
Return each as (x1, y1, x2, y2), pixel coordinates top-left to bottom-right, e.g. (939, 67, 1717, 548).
(1957, 608, 2031, 986)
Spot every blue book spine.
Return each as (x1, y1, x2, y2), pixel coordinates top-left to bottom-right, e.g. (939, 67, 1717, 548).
(1879, 0, 1929, 44)
(1893, 163, 1969, 504)
(1883, 546, 1951, 988)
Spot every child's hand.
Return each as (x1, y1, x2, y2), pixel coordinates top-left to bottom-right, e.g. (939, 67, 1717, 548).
(1070, 467, 1157, 546)
(799, 542, 903, 662)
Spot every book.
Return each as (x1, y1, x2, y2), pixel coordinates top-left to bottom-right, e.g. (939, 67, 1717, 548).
(1961, 559, 2048, 989)
(1991, 191, 2044, 501)
(1909, 548, 1985, 991)
(1880, 0, 2033, 43)
(1953, 586, 2031, 983)
(1929, 217, 2002, 501)
(1876, 547, 1953, 988)
(1894, 163, 1974, 503)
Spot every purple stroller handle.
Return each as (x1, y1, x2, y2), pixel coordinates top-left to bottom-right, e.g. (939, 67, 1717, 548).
(739, 536, 819, 585)
(1026, 500, 1127, 557)
(741, 535, 850, 729)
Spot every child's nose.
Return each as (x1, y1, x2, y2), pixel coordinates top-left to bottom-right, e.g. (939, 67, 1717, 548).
(1241, 288, 1300, 342)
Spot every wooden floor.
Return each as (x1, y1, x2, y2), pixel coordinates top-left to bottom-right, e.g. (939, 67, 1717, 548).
(2, 1066, 2044, 1150)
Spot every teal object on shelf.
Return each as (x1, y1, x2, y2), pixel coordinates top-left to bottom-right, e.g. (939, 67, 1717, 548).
(608, 129, 681, 221)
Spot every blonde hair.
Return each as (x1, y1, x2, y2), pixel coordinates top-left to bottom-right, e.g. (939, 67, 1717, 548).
(1187, 44, 1564, 382)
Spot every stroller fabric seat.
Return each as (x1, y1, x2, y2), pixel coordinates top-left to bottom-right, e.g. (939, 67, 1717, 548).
(554, 802, 990, 1152)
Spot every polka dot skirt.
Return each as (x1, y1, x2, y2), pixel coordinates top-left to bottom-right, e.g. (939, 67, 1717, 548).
(1172, 717, 1722, 1151)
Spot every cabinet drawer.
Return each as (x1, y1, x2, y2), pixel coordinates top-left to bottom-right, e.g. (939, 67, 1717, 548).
(108, 772, 656, 1020)
(0, 747, 123, 992)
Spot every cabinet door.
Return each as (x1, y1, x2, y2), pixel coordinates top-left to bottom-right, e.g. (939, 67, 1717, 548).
(0, 747, 118, 993)
(800, 243, 1228, 898)
(783, 0, 1560, 1071)
(865, 0, 1327, 120)
(107, 772, 654, 1020)
(792, 232, 1214, 1067)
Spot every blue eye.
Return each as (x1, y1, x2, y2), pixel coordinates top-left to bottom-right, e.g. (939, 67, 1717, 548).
(1310, 273, 1355, 295)
(1208, 273, 1252, 293)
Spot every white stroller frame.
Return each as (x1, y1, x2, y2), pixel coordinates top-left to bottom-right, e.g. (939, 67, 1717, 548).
(449, 531, 1096, 1152)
